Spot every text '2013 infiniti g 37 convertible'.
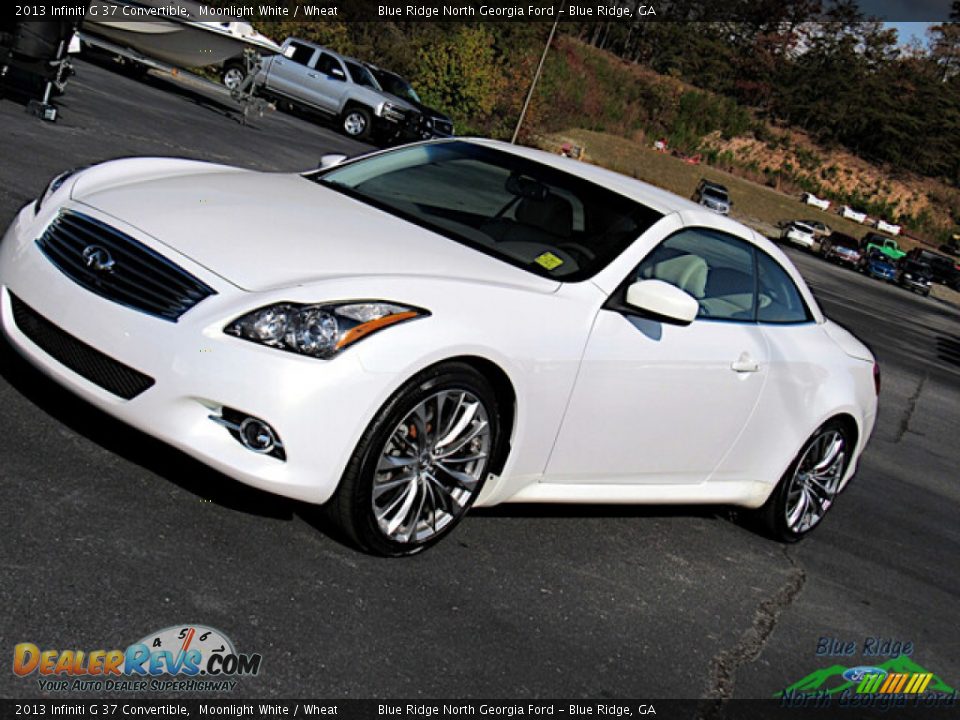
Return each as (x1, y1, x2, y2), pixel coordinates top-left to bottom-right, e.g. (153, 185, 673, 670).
(0, 139, 879, 555)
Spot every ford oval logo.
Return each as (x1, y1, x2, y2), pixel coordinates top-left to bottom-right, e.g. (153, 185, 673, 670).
(82, 245, 115, 274)
(842, 666, 887, 682)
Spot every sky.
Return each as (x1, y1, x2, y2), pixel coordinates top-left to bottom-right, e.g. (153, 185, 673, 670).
(886, 22, 933, 47)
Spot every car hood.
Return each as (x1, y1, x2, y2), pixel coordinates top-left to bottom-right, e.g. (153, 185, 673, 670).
(72, 167, 558, 293)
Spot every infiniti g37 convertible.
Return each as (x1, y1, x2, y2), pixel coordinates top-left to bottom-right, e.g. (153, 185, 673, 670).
(0, 140, 879, 556)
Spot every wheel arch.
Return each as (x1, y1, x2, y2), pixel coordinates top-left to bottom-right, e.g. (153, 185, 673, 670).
(341, 100, 374, 117)
(422, 354, 517, 475)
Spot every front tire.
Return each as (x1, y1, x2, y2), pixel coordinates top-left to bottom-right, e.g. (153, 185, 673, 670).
(753, 420, 851, 542)
(325, 362, 502, 556)
(341, 107, 373, 140)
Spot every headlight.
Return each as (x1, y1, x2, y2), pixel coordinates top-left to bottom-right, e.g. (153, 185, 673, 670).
(225, 301, 428, 359)
(34, 168, 83, 214)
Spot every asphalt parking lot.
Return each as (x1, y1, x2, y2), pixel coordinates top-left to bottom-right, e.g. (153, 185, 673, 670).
(1, 59, 957, 701)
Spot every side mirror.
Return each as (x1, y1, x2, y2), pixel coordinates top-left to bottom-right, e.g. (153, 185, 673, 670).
(318, 153, 348, 169)
(625, 280, 698, 325)
(330, 68, 345, 80)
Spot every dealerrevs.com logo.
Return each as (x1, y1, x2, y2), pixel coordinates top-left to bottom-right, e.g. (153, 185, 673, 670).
(13, 625, 262, 692)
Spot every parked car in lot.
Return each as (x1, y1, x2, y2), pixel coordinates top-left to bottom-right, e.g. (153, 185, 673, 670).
(802, 192, 831, 210)
(839, 205, 868, 223)
(861, 249, 897, 281)
(363, 62, 454, 139)
(861, 232, 906, 262)
(874, 219, 901, 236)
(1, 140, 879, 555)
(692, 179, 731, 215)
(801, 219, 831, 238)
(907, 248, 960, 289)
(255, 38, 421, 142)
(780, 221, 817, 250)
(895, 258, 933, 296)
(820, 231, 862, 269)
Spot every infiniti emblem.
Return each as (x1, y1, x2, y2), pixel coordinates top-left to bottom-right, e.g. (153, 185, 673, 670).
(82, 245, 115, 274)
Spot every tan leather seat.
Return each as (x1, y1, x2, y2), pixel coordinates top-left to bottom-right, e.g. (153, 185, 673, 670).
(651, 254, 708, 298)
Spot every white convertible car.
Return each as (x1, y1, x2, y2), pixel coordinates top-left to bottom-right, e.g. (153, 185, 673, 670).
(0, 139, 879, 555)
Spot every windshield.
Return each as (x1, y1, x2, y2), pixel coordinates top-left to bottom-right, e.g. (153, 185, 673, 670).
(703, 187, 728, 202)
(378, 72, 421, 103)
(345, 61, 381, 90)
(312, 141, 663, 281)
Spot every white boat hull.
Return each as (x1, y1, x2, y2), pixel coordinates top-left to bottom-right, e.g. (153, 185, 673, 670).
(83, 0, 278, 68)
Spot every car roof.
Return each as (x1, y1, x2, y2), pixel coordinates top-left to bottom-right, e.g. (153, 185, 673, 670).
(701, 180, 728, 191)
(288, 38, 366, 67)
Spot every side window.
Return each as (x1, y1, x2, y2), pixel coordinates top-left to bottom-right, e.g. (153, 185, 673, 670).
(314, 53, 344, 78)
(635, 228, 756, 322)
(756, 252, 812, 324)
(286, 42, 315, 66)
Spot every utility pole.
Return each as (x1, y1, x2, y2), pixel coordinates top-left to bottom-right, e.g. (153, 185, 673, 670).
(511, 3, 565, 144)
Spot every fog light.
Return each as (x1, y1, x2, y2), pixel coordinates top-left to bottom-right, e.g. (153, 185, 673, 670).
(209, 408, 286, 461)
(239, 418, 277, 454)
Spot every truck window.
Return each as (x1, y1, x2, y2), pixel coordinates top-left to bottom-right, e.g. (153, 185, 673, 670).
(285, 42, 315, 66)
(314, 52, 344, 78)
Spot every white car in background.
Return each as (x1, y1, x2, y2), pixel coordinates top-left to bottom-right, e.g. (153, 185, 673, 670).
(0, 140, 879, 556)
(839, 205, 869, 224)
(802, 192, 831, 211)
(875, 219, 901, 236)
(780, 220, 818, 250)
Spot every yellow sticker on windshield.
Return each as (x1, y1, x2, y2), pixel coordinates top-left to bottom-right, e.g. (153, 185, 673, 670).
(535, 252, 564, 271)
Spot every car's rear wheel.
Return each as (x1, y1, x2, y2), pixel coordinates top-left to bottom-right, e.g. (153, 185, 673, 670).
(341, 107, 372, 140)
(753, 420, 850, 542)
(326, 363, 501, 556)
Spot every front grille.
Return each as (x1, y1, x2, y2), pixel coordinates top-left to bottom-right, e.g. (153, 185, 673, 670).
(432, 119, 453, 136)
(36, 211, 215, 322)
(9, 292, 155, 400)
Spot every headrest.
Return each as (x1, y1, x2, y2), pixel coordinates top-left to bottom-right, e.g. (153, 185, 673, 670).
(515, 193, 573, 238)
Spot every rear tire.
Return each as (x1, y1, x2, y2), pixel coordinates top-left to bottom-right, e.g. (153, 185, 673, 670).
(221, 63, 246, 91)
(325, 362, 502, 557)
(751, 420, 851, 542)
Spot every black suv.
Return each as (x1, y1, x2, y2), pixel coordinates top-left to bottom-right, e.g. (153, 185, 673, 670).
(907, 248, 960, 290)
(364, 63, 454, 139)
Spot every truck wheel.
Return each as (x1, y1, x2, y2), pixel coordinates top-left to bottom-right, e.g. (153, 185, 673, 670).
(341, 108, 372, 140)
(221, 63, 246, 91)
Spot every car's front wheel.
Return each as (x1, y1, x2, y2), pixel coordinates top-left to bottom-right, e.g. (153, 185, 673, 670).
(326, 362, 501, 556)
(753, 420, 851, 542)
(341, 107, 373, 140)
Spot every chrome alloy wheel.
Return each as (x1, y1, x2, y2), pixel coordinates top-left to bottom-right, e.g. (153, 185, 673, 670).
(784, 429, 846, 534)
(343, 111, 367, 136)
(372, 390, 492, 544)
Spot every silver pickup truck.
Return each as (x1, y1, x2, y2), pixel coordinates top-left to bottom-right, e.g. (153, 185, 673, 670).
(255, 38, 421, 142)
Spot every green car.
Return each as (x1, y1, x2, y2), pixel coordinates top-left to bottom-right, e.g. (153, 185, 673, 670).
(861, 232, 906, 261)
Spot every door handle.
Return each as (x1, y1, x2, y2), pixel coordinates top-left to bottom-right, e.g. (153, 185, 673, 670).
(731, 352, 760, 373)
(307, 72, 318, 78)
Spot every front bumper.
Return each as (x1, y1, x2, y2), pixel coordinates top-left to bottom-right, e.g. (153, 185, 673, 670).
(829, 251, 860, 267)
(0, 204, 395, 505)
(866, 267, 895, 280)
(899, 277, 931, 293)
(782, 229, 815, 248)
